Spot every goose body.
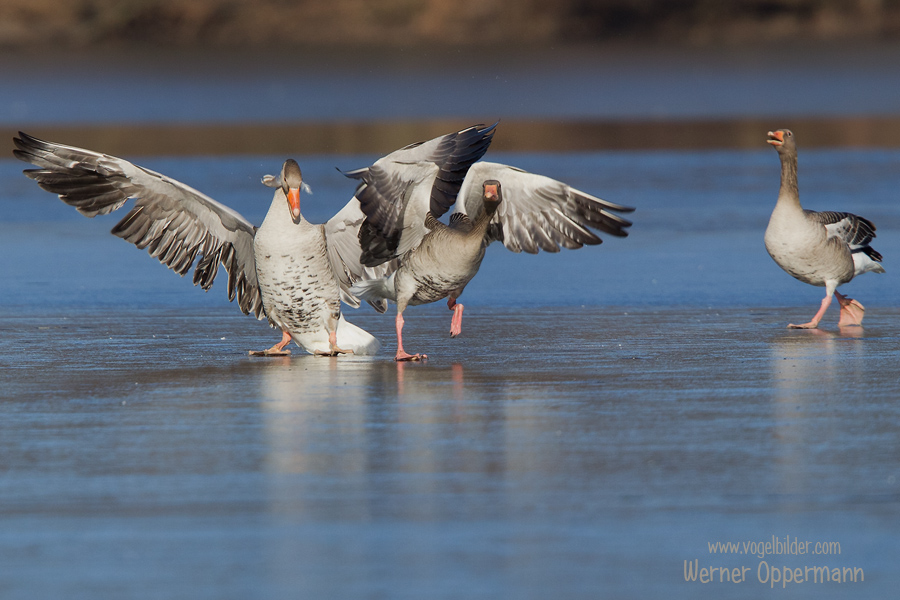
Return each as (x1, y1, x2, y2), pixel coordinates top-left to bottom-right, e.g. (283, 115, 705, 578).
(252, 177, 380, 355)
(347, 124, 634, 360)
(765, 129, 884, 328)
(14, 133, 383, 355)
(395, 212, 491, 305)
(354, 188, 499, 360)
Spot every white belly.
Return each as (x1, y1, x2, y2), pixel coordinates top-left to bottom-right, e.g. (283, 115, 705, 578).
(254, 213, 342, 343)
(765, 212, 853, 287)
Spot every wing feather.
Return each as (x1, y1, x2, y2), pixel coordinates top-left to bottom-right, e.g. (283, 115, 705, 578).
(457, 162, 634, 254)
(324, 198, 394, 313)
(811, 210, 877, 248)
(14, 132, 264, 318)
(342, 123, 496, 263)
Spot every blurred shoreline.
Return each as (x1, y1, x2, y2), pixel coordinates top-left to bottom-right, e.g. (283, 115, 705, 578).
(8, 116, 900, 157)
(6, 12, 900, 156)
(3, 0, 900, 50)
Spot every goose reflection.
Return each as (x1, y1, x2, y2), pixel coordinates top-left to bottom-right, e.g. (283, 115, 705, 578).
(257, 355, 497, 480)
(255, 355, 512, 520)
(396, 361, 466, 404)
(768, 327, 866, 495)
(258, 355, 382, 477)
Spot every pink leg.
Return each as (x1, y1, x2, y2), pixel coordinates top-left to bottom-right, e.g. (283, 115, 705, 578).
(448, 297, 464, 338)
(249, 330, 292, 356)
(788, 294, 833, 329)
(315, 329, 353, 356)
(835, 292, 865, 327)
(395, 311, 426, 362)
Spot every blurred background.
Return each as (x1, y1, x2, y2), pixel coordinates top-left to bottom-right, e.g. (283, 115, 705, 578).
(4, 0, 900, 50)
(4, 0, 900, 154)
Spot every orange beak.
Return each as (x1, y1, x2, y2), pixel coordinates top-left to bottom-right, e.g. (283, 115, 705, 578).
(287, 187, 301, 219)
(767, 130, 784, 146)
(483, 184, 499, 202)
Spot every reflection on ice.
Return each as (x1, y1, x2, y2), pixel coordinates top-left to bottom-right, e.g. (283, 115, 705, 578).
(2, 307, 900, 598)
(768, 327, 869, 496)
(259, 356, 380, 476)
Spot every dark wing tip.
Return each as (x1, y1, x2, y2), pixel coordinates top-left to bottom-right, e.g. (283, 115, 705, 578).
(14, 152, 37, 166)
(428, 121, 499, 217)
(465, 120, 499, 132)
(13, 133, 40, 163)
(13, 131, 47, 152)
(862, 246, 884, 262)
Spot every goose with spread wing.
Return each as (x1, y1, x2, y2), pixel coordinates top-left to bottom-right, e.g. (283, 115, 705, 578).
(14, 132, 387, 355)
(346, 126, 634, 361)
(765, 129, 885, 328)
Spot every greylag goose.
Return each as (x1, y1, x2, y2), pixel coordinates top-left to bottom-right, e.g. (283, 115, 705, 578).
(13, 132, 386, 355)
(354, 180, 503, 361)
(765, 129, 885, 328)
(345, 126, 634, 360)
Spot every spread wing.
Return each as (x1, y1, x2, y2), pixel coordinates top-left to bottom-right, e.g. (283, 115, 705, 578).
(13, 132, 264, 318)
(323, 198, 394, 313)
(455, 162, 635, 253)
(342, 122, 497, 265)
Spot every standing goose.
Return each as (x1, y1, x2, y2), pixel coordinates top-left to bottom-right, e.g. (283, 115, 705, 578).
(765, 129, 885, 328)
(354, 180, 504, 361)
(14, 132, 387, 355)
(346, 127, 634, 360)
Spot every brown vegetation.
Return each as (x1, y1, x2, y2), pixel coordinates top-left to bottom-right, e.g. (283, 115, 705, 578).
(8, 115, 900, 159)
(3, 0, 900, 50)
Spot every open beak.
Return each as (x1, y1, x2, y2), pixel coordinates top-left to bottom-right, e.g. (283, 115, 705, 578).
(767, 131, 784, 146)
(287, 187, 301, 220)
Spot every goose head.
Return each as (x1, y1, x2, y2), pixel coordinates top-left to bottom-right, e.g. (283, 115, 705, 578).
(262, 159, 312, 223)
(767, 129, 796, 155)
(482, 180, 502, 215)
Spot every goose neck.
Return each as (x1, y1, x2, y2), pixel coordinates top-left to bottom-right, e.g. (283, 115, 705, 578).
(778, 149, 800, 205)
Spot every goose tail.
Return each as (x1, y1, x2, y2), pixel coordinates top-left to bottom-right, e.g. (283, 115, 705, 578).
(349, 273, 396, 304)
(335, 315, 381, 356)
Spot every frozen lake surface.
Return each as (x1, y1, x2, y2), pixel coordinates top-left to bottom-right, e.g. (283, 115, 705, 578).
(1, 306, 899, 599)
(1, 145, 898, 598)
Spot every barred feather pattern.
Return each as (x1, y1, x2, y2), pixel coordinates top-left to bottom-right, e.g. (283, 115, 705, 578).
(813, 210, 880, 254)
(14, 131, 264, 317)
